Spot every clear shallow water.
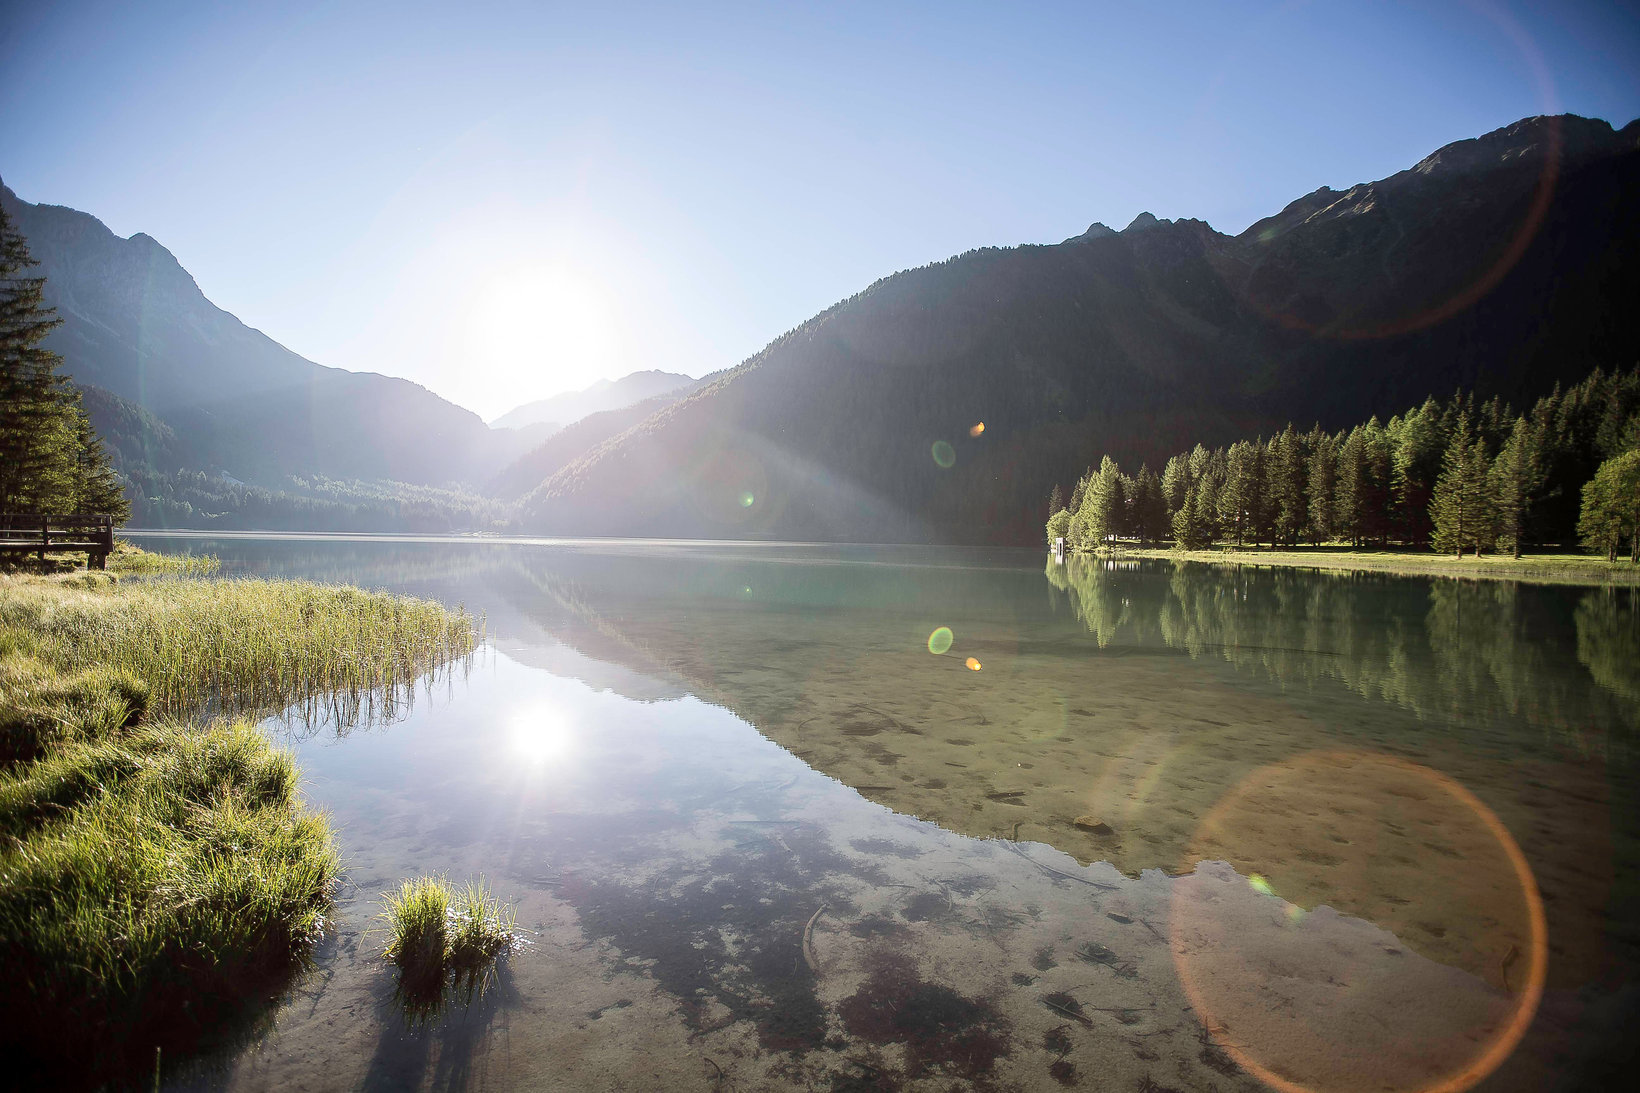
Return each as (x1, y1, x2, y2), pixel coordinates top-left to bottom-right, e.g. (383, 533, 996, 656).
(132, 535, 1639, 1093)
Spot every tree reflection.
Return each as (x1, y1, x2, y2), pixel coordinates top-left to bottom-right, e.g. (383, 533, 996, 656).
(1047, 555, 1639, 758)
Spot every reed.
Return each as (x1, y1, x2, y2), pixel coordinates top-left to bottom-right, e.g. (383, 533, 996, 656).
(0, 572, 478, 1084)
(381, 875, 517, 1014)
(0, 573, 478, 726)
(107, 538, 221, 576)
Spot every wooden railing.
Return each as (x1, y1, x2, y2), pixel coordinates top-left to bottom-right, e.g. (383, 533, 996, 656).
(0, 514, 116, 569)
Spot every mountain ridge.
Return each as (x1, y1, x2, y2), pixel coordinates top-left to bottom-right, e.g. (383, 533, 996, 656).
(490, 369, 697, 431)
(517, 113, 1640, 545)
(0, 181, 540, 488)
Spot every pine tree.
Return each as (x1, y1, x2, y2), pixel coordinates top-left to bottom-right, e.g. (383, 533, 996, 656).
(0, 203, 127, 518)
(1161, 454, 1191, 515)
(1217, 440, 1257, 546)
(1431, 413, 1496, 557)
(69, 393, 130, 520)
(1132, 464, 1168, 546)
(1072, 456, 1125, 548)
(1489, 414, 1541, 558)
(1172, 483, 1210, 549)
(1269, 425, 1308, 546)
(1307, 429, 1339, 543)
(1391, 398, 1445, 547)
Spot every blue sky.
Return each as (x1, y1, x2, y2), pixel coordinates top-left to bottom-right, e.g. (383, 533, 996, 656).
(3, 1, 1637, 420)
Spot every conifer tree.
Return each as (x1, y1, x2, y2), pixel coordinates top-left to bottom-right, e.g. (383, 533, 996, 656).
(1172, 483, 1210, 549)
(1431, 412, 1496, 557)
(1161, 454, 1191, 514)
(1489, 415, 1541, 558)
(1391, 398, 1445, 546)
(1307, 429, 1339, 543)
(1269, 425, 1308, 546)
(1132, 464, 1169, 546)
(1218, 440, 1258, 547)
(0, 203, 127, 518)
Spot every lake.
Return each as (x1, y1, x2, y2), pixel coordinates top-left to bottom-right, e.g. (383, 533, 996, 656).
(137, 534, 1638, 1093)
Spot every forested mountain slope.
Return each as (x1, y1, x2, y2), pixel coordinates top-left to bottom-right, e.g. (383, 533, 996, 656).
(521, 114, 1640, 544)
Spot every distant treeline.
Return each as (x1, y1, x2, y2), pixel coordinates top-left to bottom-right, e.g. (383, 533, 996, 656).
(125, 469, 511, 533)
(1046, 367, 1640, 561)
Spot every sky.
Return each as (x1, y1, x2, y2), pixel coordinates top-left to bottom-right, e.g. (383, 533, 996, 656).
(3, 1, 1639, 422)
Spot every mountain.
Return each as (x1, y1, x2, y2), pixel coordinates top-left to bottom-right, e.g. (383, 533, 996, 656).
(490, 370, 697, 431)
(518, 114, 1640, 544)
(492, 394, 686, 500)
(0, 182, 535, 487)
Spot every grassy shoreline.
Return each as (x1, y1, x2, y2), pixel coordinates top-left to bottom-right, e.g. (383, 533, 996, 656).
(1103, 545, 1640, 586)
(0, 569, 477, 1085)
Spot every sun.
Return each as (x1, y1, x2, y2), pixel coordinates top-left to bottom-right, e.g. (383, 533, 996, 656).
(466, 268, 617, 403)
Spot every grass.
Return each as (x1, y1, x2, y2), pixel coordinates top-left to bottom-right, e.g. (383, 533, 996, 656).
(1111, 544, 1640, 586)
(0, 572, 477, 725)
(381, 875, 517, 1017)
(0, 571, 478, 1084)
(107, 537, 220, 576)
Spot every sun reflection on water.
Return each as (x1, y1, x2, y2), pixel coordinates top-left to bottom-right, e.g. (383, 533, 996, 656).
(511, 707, 577, 767)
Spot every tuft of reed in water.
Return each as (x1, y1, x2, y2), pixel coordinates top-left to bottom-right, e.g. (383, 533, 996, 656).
(381, 875, 518, 1017)
(0, 571, 478, 1084)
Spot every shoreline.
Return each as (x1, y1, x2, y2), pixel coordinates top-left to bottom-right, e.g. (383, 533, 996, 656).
(1093, 546, 1640, 586)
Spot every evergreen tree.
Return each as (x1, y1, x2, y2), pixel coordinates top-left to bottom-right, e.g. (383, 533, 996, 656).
(1217, 439, 1258, 547)
(1048, 483, 1064, 517)
(1132, 464, 1169, 545)
(69, 392, 129, 520)
(1171, 482, 1211, 549)
(1080, 456, 1124, 546)
(1195, 448, 1225, 545)
(1391, 398, 1445, 547)
(1307, 429, 1339, 543)
(1161, 453, 1191, 516)
(1269, 425, 1308, 546)
(1578, 450, 1640, 562)
(1489, 414, 1541, 558)
(1431, 413, 1496, 557)
(0, 203, 127, 518)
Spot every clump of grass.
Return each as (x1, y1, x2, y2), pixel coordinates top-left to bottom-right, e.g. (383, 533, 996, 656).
(0, 720, 339, 1084)
(381, 875, 518, 1016)
(0, 654, 149, 763)
(0, 572, 477, 1083)
(0, 573, 478, 726)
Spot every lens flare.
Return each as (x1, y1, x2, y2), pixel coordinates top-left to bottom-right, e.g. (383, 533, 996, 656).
(969, 422, 985, 437)
(965, 657, 982, 671)
(1170, 749, 1547, 1093)
(927, 627, 954, 655)
(739, 491, 755, 507)
(931, 440, 956, 468)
